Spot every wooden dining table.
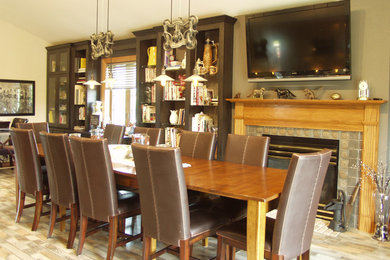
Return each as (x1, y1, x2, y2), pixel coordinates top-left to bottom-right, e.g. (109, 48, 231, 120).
(35, 143, 287, 260)
(113, 151, 287, 260)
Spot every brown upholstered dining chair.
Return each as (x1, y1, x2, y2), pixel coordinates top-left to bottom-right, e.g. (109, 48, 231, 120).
(216, 149, 332, 260)
(179, 130, 216, 160)
(133, 126, 162, 146)
(39, 132, 78, 249)
(0, 118, 28, 167)
(17, 122, 49, 144)
(69, 136, 141, 259)
(11, 128, 50, 231)
(132, 143, 229, 260)
(178, 130, 217, 206)
(220, 134, 271, 221)
(224, 134, 270, 166)
(103, 124, 125, 144)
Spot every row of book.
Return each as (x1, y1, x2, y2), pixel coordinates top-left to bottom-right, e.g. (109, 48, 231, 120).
(164, 127, 181, 147)
(170, 108, 185, 126)
(141, 104, 156, 123)
(145, 84, 156, 104)
(75, 57, 86, 73)
(74, 85, 86, 105)
(145, 67, 157, 83)
(191, 112, 214, 132)
(190, 84, 214, 106)
(164, 81, 185, 101)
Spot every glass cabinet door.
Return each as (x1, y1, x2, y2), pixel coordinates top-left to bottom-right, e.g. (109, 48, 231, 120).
(47, 77, 57, 124)
(59, 51, 69, 72)
(48, 49, 69, 73)
(58, 76, 69, 126)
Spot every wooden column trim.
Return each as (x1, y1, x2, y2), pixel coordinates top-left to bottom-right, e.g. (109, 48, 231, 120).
(228, 99, 386, 233)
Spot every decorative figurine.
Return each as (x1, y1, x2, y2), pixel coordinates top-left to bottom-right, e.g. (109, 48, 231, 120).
(247, 88, 266, 99)
(233, 92, 241, 99)
(358, 80, 369, 100)
(304, 88, 315, 99)
(275, 88, 296, 99)
(330, 93, 342, 100)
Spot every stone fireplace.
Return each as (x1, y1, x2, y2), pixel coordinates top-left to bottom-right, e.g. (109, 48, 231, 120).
(227, 98, 386, 233)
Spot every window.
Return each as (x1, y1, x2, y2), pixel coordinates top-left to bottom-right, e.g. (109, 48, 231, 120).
(101, 56, 136, 126)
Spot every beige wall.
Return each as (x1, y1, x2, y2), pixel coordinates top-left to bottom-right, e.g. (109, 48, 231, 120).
(0, 19, 48, 124)
(232, 0, 390, 160)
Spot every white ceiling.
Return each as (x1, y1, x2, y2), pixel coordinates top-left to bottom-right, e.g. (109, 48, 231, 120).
(0, 0, 338, 45)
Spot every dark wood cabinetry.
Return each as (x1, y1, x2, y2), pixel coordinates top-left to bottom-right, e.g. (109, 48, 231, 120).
(46, 41, 100, 133)
(134, 15, 236, 159)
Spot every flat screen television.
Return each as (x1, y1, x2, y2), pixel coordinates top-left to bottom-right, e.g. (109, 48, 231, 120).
(246, 0, 351, 82)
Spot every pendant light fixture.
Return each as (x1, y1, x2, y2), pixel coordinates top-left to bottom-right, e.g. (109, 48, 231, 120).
(153, 67, 174, 86)
(162, 0, 198, 51)
(185, 58, 207, 87)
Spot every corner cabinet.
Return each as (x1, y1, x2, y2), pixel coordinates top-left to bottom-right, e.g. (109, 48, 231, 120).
(46, 41, 100, 133)
(134, 15, 236, 160)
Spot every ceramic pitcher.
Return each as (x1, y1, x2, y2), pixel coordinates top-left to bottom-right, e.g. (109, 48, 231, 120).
(147, 46, 157, 66)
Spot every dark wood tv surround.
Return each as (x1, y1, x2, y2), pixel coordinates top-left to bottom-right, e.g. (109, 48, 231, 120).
(227, 98, 386, 233)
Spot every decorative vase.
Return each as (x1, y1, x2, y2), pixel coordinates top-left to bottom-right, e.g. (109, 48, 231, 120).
(373, 192, 390, 241)
(169, 110, 178, 125)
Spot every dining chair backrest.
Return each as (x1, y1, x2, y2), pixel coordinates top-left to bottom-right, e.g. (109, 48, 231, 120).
(10, 128, 43, 194)
(103, 124, 125, 144)
(224, 134, 270, 166)
(132, 143, 191, 246)
(179, 130, 216, 160)
(10, 118, 28, 128)
(40, 132, 77, 207)
(272, 149, 332, 258)
(133, 127, 162, 146)
(69, 137, 119, 222)
(16, 122, 49, 144)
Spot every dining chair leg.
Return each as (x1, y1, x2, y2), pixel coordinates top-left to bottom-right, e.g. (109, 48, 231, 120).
(77, 215, 88, 255)
(300, 250, 310, 260)
(142, 235, 152, 260)
(15, 190, 25, 223)
(47, 203, 58, 238)
(179, 239, 191, 260)
(31, 191, 43, 231)
(107, 216, 118, 260)
(15, 171, 19, 212)
(67, 203, 78, 249)
(271, 254, 284, 260)
(216, 236, 224, 260)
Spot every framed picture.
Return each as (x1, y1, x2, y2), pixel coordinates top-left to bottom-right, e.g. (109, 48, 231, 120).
(0, 79, 35, 116)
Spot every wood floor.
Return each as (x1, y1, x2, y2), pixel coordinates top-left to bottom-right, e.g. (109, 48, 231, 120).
(1, 168, 389, 259)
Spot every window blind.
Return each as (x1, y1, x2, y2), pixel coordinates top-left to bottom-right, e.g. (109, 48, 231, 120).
(105, 61, 136, 89)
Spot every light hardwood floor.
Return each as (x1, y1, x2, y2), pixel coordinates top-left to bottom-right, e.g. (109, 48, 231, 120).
(1, 168, 389, 259)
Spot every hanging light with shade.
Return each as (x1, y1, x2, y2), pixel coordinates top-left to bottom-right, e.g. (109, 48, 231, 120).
(83, 74, 101, 89)
(185, 58, 207, 87)
(153, 67, 174, 86)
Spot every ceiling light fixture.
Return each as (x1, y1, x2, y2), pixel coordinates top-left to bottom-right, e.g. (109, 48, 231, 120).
(83, 74, 101, 89)
(162, 0, 198, 51)
(90, 0, 114, 60)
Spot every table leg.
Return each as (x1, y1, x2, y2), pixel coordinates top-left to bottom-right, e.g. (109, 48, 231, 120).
(247, 200, 267, 260)
(151, 238, 156, 259)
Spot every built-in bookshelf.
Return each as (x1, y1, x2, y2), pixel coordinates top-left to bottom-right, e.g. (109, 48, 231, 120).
(134, 15, 236, 159)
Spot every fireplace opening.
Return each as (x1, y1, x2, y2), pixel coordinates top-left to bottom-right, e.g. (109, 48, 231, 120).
(264, 135, 339, 219)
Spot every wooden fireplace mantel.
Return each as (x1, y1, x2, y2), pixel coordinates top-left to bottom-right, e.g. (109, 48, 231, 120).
(227, 98, 387, 233)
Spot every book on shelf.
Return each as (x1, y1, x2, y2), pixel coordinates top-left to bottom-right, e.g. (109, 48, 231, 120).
(191, 112, 213, 132)
(145, 67, 157, 83)
(164, 81, 184, 101)
(75, 57, 87, 73)
(74, 85, 86, 105)
(165, 127, 181, 147)
(142, 104, 156, 123)
(191, 83, 215, 106)
(78, 106, 86, 120)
